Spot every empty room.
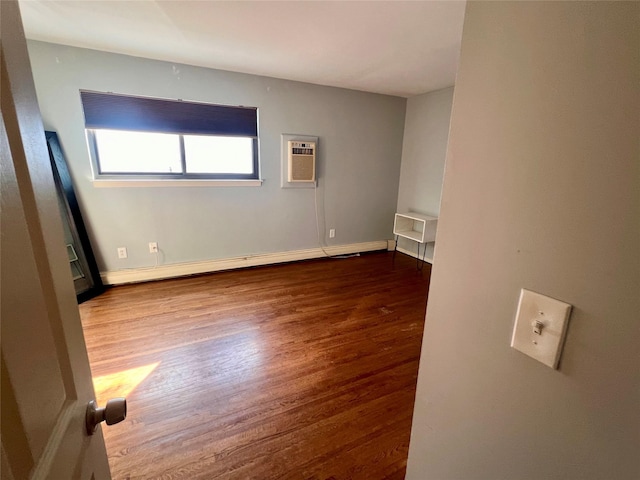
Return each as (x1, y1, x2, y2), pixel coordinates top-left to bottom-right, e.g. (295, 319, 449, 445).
(2, 1, 638, 480)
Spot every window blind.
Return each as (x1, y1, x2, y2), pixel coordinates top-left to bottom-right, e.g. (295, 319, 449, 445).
(80, 91, 258, 137)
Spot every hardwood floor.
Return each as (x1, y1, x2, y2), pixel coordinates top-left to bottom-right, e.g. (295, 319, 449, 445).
(79, 251, 430, 480)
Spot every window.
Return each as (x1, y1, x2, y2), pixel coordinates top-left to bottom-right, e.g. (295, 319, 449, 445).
(80, 91, 259, 181)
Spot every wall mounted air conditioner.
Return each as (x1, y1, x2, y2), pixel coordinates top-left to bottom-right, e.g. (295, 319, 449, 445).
(288, 140, 316, 182)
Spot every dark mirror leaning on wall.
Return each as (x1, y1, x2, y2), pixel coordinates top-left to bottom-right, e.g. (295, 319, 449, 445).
(46, 131, 105, 303)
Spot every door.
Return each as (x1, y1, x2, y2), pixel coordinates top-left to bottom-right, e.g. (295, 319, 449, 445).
(1, 1, 111, 478)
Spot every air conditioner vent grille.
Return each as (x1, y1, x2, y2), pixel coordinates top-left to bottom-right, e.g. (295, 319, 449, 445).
(288, 140, 316, 182)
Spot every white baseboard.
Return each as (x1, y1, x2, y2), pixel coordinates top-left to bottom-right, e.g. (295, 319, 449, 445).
(396, 245, 434, 265)
(101, 240, 388, 285)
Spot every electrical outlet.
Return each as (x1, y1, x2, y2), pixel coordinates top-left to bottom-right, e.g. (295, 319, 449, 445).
(329, 229, 335, 238)
(117, 247, 127, 259)
(149, 242, 158, 253)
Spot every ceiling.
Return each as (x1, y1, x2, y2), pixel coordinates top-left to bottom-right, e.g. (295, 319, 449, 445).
(19, 1, 466, 98)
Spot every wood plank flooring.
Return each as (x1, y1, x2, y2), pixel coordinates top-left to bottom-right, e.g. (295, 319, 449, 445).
(79, 251, 430, 480)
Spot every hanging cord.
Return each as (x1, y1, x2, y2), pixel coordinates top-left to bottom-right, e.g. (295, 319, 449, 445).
(313, 180, 360, 260)
(313, 180, 332, 258)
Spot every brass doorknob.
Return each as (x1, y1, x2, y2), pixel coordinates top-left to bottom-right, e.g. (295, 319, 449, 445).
(86, 398, 127, 435)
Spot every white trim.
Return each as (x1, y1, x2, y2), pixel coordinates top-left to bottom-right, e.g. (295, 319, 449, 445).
(101, 240, 387, 285)
(396, 245, 434, 265)
(92, 179, 263, 188)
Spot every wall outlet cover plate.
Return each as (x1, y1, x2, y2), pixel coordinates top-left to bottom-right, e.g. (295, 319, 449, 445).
(510, 289, 572, 369)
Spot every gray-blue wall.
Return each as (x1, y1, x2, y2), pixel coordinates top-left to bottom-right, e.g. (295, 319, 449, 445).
(27, 41, 406, 272)
(396, 87, 453, 261)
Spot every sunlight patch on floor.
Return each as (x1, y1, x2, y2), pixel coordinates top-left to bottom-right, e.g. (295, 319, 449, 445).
(93, 362, 160, 403)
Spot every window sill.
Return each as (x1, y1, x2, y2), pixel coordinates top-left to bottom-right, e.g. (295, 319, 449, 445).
(92, 179, 263, 188)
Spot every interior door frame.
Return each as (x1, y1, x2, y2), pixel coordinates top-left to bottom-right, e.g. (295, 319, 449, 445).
(45, 131, 105, 303)
(1, 0, 111, 476)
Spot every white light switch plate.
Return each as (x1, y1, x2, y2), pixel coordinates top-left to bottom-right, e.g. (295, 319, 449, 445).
(511, 289, 572, 369)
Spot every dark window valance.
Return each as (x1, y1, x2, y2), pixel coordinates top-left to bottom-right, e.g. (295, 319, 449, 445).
(80, 91, 258, 137)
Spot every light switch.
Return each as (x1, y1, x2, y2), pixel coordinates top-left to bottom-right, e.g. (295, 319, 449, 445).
(510, 289, 572, 369)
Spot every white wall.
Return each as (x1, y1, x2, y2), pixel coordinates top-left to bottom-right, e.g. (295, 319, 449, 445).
(396, 87, 453, 261)
(27, 41, 406, 273)
(407, 2, 639, 479)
